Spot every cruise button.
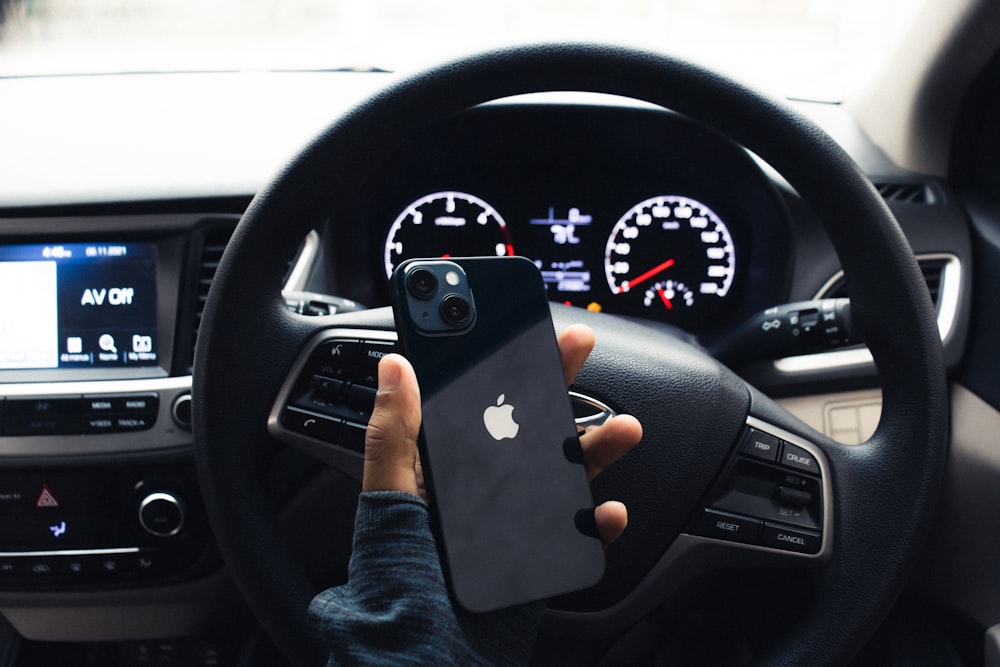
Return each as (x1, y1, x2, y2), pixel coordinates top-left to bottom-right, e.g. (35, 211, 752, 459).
(780, 442, 820, 475)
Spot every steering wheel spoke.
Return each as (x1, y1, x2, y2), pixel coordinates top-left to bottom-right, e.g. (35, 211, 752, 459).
(267, 323, 398, 479)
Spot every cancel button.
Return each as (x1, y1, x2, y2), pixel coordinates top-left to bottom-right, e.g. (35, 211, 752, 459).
(759, 522, 821, 554)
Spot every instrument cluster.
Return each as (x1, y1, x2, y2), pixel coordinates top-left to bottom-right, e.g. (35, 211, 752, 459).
(346, 104, 791, 334)
(383, 191, 738, 331)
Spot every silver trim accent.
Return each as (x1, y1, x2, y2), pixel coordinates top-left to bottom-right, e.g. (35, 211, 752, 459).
(0, 547, 140, 558)
(569, 390, 617, 431)
(138, 492, 184, 538)
(0, 376, 193, 458)
(283, 229, 320, 293)
(774, 253, 961, 374)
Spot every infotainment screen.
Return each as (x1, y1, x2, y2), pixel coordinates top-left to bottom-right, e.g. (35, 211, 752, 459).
(0, 243, 158, 371)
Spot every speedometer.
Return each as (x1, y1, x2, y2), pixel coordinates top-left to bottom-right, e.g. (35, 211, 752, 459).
(384, 191, 513, 278)
(604, 195, 736, 324)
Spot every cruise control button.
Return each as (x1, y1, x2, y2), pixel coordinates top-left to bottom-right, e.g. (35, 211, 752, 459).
(741, 429, 781, 462)
(759, 522, 821, 554)
(780, 442, 819, 475)
(776, 486, 812, 506)
(688, 508, 760, 544)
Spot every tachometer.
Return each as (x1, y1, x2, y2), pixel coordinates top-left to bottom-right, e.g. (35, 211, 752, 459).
(604, 195, 736, 323)
(384, 191, 513, 278)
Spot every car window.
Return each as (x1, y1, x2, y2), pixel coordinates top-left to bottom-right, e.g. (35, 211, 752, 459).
(0, 0, 928, 101)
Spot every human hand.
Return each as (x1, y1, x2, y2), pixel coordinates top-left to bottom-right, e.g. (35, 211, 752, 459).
(362, 323, 642, 545)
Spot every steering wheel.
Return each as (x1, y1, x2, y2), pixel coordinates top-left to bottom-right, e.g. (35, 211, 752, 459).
(193, 44, 947, 666)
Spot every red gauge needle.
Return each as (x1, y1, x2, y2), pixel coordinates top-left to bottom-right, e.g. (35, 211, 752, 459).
(617, 258, 675, 293)
(655, 287, 673, 310)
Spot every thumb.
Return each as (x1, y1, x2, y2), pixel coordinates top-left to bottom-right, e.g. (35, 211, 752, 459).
(362, 354, 423, 497)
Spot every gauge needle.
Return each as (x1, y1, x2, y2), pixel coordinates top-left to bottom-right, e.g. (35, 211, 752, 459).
(618, 258, 675, 293)
(655, 287, 673, 310)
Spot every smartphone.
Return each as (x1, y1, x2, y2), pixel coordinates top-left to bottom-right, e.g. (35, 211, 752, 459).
(390, 256, 605, 613)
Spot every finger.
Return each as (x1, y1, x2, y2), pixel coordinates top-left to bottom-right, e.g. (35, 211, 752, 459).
(580, 414, 642, 481)
(362, 354, 424, 497)
(594, 501, 628, 545)
(557, 324, 595, 387)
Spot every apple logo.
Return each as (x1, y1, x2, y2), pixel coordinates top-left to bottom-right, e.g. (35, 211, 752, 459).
(483, 394, 519, 441)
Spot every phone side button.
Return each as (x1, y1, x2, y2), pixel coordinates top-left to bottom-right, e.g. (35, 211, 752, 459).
(282, 407, 344, 445)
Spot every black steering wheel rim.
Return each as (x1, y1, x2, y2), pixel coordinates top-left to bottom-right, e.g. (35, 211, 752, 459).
(194, 43, 948, 666)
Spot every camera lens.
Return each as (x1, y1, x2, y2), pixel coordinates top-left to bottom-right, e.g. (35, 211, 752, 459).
(440, 294, 471, 327)
(406, 267, 438, 300)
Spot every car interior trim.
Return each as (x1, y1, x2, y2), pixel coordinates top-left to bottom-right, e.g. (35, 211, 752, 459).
(772, 253, 961, 374)
(0, 376, 193, 458)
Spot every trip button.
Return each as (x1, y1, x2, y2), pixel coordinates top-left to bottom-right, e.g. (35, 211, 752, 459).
(780, 442, 820, 475)
(759, 522, 821, 554)
(740, 429, 781, 462)
(688, 508, 760, 544)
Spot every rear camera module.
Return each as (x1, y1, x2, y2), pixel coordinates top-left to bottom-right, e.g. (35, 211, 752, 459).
(407, 267, 439, 300)
(440, 294, 471, 327)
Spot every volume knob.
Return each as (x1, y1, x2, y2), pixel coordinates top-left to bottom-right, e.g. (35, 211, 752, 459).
(138, 492, 185, 537)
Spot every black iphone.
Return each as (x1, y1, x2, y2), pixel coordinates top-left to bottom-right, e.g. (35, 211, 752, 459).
(390, 256, 605, 613)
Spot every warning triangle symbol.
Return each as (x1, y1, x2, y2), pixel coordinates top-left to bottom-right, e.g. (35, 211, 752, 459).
(35, 485, 60, 508)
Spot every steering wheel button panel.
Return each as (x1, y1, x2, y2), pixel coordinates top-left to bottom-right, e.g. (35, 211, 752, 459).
(687, 419, 829, 556)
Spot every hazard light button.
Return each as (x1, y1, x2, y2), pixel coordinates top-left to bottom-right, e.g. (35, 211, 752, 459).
(35, 485, 60, 508)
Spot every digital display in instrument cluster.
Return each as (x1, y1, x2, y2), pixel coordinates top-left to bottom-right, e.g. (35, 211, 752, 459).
(383, 192, 739, 331)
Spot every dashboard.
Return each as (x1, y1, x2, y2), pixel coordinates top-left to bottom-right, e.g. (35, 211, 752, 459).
(342, 106, 790, 336)
(0, 71, 978, 659)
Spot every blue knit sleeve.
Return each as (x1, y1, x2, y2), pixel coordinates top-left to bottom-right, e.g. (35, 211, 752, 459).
(309, 491, 543, 666)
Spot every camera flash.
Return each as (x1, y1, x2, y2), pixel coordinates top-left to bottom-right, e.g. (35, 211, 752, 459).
(445, 271, 460, 286)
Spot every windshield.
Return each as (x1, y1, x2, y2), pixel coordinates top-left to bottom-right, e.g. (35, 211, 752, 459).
(0, 0, 926, 101)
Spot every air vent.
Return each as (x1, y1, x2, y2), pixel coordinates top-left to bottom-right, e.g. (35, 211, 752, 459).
(818, 256, 951, 310)
(872, 181, 935, 205)
(189, 224, 236, 369)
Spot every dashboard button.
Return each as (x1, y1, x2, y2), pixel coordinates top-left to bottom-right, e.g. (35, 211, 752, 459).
(171, 394, 192, 430)
(780, 442, 819, 475)
(82, 416, 117, 433)
(5, 397, 80, 416)
(759, 522, 821, 554)
(4, 414, 80, 436)
(114, 415, 155, 432)
(740, 429, 780, 462)
(688, 508, 760, 544)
